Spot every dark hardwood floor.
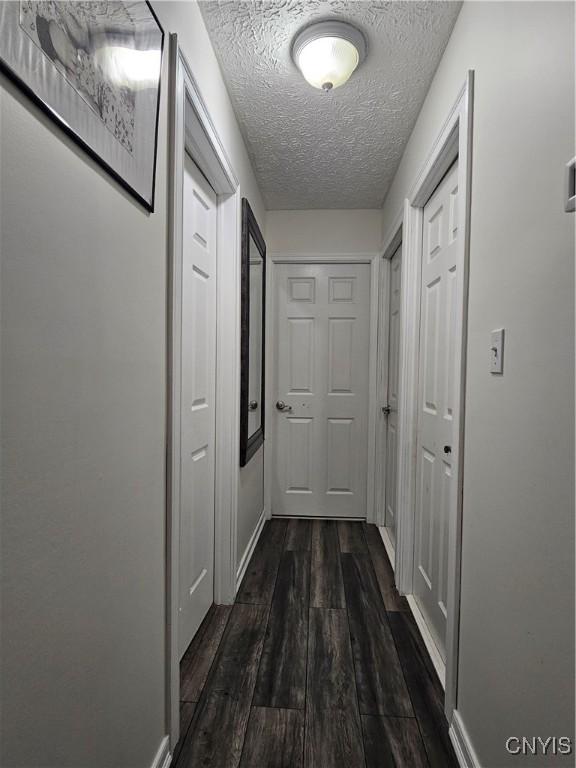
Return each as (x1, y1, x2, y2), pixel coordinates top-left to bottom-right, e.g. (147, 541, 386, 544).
(174, 520, 459, 768)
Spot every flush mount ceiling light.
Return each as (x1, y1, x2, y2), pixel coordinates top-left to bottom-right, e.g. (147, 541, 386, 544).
(292, 20, 366, 92)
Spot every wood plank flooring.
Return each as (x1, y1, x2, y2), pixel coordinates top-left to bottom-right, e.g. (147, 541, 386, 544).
(175, 520, 459, 768)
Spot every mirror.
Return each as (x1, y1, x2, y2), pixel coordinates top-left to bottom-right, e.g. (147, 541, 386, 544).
(240, 199, 266, 466)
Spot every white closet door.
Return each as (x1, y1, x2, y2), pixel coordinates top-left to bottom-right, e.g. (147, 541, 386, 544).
(179, 156, 217, 658)
(273, 263, 370, 519)
(385, 245, 402, 545)
(413, 160, 460, 661)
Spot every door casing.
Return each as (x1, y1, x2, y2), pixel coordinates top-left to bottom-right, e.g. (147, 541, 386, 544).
(167, 35, 241, 752)
(375, 221, 403, 545)
(378, 72, 474, 722)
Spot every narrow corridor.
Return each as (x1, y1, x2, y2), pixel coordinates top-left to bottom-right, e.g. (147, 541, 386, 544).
(173, 520, 459, 767)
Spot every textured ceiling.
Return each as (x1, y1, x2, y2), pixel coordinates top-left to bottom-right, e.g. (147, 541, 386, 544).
(200, 1, 462, 209)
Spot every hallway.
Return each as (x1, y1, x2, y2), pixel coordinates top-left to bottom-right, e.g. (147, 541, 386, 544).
(174, 520, 458, 768)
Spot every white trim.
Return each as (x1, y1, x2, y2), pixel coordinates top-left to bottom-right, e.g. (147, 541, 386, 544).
(235, 509, 266, 590)
(178, 52, 238, 194)
(373, 209, 404, 528)
(395, 195, 424, 595)
(270, 252, 378, 264)
(373, 256, 390, 527)
(391, 71, 474, 721)
(150, 737, 171, 768)
(444, 71, 474, 721)
(263, 253, 274, 522)
(378, 525, 396, 571)
(214, 189, 241, 606)
(406, 594, 446, 688)
(166, 35, 184, 755)
(381, 208, 404, 261)
(366, 253, 381, 524)
(265, 251, 381, 521)
(450, 710, 481, 768)
(167, 34, 241, 752)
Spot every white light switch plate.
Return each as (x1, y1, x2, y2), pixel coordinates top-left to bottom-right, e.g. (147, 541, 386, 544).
(491, 329, 505, 374)
(565, 156, 575, 212)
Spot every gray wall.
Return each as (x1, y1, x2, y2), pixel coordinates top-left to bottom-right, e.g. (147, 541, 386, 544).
(266, 209, 384, 254)
(380, 2, 575, 765)
(237, 446, 264, 566)
(1, 67, 167, 768)
(0, 2, 265, 766)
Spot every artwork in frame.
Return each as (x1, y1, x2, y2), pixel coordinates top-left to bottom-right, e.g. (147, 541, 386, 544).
(0, 1, 164, 211)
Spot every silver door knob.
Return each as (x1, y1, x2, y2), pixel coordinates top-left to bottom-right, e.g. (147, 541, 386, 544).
(249, 400, 258, 411)
(276, 400, 292, 412)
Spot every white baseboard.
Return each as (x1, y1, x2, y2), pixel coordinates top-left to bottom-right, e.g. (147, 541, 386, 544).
(236, 509, 266, 591)
(406, 594, 446, 689)
(150, 736, 171, 768)
(450, 709, 481, 768)
(378, 525, 396, 570)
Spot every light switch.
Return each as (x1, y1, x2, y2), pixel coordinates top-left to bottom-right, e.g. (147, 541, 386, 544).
(565, 156, 575, 212)
(490, 329, 505, 374)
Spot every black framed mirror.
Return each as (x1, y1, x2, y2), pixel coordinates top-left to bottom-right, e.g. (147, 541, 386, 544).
(240, 199, 266, 467)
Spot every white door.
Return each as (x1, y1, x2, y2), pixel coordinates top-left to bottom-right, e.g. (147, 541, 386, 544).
(413, 160, 459, 661)
(273, 263, 370, 518)
(179, 156, 217, 659)
(384, 245, 402, 546)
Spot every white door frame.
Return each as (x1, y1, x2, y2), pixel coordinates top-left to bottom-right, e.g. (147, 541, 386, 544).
(167, 35, 241, 751)
(374, 211, 404, 539)
(264, 253, 381, 523)
(383, 72, 474, 721)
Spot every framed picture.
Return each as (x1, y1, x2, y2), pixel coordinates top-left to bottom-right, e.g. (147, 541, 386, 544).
(0, 1, 164, 211)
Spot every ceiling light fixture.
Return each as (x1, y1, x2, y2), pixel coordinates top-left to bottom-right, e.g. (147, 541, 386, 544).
(292, 20, 366, 92)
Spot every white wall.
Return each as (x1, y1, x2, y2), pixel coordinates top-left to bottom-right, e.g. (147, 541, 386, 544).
(0, 2, 265, 766)
(380, 3, 575, 765)
(267, 209, 383, 254)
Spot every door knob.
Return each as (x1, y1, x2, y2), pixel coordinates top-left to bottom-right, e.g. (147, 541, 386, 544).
(249, 400, 258, 411)
(444, 445, 452, 454)
(276, 400, 292, 412)
(382, 405, 391, 416)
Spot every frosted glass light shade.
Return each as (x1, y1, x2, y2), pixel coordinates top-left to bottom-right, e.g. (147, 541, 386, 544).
(297, 37, 358, 90)
(292, 21, 366, 92)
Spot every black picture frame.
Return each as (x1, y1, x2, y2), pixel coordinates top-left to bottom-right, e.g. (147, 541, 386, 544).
(0, 1, 164, 212)
(240, 198, 266, 467)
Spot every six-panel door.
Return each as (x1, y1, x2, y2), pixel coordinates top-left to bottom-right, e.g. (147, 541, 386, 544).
(179, 156, 217, 659)
(273, 263, 371, 518)
(413, 160, 460, 662)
